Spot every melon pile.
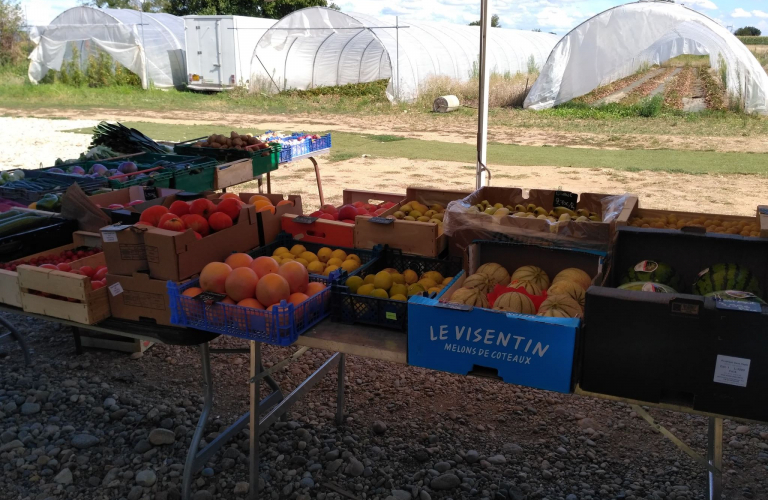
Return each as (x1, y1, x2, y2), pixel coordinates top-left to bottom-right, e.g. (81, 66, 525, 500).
(448, 263, 592, 318)
(270, 244, 361, 277)
(184, 253, 326, 312)
(343, 268, 455, 302)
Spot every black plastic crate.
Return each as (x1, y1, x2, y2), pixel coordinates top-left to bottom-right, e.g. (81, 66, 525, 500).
(582, 227, 768, 421)
(0, 218, 79, 263)
(331, 247, 462, 331)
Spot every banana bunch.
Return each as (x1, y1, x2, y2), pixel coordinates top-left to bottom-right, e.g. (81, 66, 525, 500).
(467, 200, 600, 223)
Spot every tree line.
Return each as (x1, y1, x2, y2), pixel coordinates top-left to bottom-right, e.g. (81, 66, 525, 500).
(86, 0, 340, 19)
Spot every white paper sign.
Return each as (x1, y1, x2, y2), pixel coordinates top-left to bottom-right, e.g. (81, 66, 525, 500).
(713, 355, 750, 387)
(108, 282, 124, 297)
(102, 232, 118, 243)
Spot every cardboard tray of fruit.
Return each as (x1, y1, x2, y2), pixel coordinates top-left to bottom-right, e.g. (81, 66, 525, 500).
(582, 226, 768, 421)
(443, 186, 637, 253)
(331, 247, 463, 331)
(354, 187, 472, 257)
(408, 240, 605, 393)
(620, 204, 768, 238)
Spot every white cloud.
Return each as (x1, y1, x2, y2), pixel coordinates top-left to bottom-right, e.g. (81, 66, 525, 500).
(731, 8, 752, 18)
(22, 0, 79, 26)
(535, 6, 579, 29)
(753, 10, 768, 18)
(686, 0, 718, 10)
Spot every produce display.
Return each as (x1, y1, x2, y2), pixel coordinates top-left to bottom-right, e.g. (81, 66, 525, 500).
(448, 264, 591, 318)
(2, 247, 103, 272)
(343, 267, 455, 301)
(136, 197, 246, 236)
(269, 244, 362, 278)
(308, 200, 398, 224)
(693, 263, 762, 297)
(621, 261, 682, 291)
(190, 132, 273, 153)
(259, 132, 322, 146)
(627, 212, 761, 237)
(0, 210, 59, 237)
(390, 200, 446, 225)
(54, 145, 122, 165)
(244, 193, 295, 215)
(465, 200, 600, 223)
(0, 198, 28, 213)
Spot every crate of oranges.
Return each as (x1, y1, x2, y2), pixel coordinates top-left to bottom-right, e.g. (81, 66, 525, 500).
(221, 192, 303, 245)
(623, 206, 766, 238)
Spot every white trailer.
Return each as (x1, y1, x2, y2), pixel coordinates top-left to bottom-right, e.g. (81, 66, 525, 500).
(184, 15, 276, 90)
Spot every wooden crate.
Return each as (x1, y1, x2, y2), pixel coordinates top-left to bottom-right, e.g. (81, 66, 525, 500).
(619, 204, 768, 238)
(354, 187, 471, 257)
(18, 252, 110, 325)
(79, 331, 153, 353)
(341, 189, 405, 207)
(214, 159, 257, 190)
(0, 231, 101, 308)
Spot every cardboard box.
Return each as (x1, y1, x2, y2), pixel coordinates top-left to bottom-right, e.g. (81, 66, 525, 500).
(214, 159, 257, 190)
(355, 187, 471, 257)
(106, 272, 176, 326)
(445, 187, 637, 254)
(18, 252, 109, 325)
(101, 225, 150, 276)
(408, 240, 605, 393)
(88, 186, 181, 212)
(79, 330, 153, 353)
(619, 204, 768, 238)
(582, 227, 768, 421)
(236, 193, 303, 245)
(0, 231, 101, 307)
(144, 204, 261, 282)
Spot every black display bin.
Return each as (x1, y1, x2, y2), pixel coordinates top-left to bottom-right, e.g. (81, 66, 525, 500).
(581, 227, 768, 421)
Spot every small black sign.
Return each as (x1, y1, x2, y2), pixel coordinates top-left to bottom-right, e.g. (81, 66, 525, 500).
(194, 291, 228, 304)
(553, 190, 578, 211)
(143, 186, 159, 200)
(715, 300, 762, 313)
(370, 216, 395, 225)
(294, 216, 318, 224)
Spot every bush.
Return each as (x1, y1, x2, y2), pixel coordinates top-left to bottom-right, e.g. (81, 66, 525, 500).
(737, 36, 768, 45)
(42, 45, 141, 87)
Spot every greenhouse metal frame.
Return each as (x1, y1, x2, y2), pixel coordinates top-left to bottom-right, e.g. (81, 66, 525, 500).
(250, 7, 559, 102)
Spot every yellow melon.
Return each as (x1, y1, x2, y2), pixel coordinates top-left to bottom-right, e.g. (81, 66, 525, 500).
(463, 273, 494, 294)
(538, 295, 582, 318)
(509, 279, 543, 296)
(511, 265, 550, 291)
(477, 262, 510, 286)
(449, 288, 489, 308)
(492, 292, 535, 314)
(552, 268, 592, 291)
(546, 280, 585, 310)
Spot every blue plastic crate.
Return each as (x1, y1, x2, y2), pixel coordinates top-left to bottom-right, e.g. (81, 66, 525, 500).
(278, 134, 332, 163)
(167, 277, 330, 345)
(249, 232, 377, 283)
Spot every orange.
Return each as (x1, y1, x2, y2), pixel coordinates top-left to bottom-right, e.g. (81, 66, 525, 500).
(219, 193, 241, 200)
(224, 267, 260, 302)
(237, 298, 265, 310)
(288, 293, 309, 305)
(278, 261, 309, 294)
(253, 200, 275, 213)
(199, 262, 232, 294)
(277, 200, 294, 207)
(224, 253, 253, 269)
(248, 194, 271, 205)
(256, 273, 291, 307)
(250, 256, 279, 278)
(305, 282, 326, 297)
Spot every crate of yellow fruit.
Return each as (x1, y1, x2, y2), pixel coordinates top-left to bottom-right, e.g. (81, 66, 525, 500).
(247, 232, 379, 284)
(331, 247, 462, 331)
(621, 204, 768, 238)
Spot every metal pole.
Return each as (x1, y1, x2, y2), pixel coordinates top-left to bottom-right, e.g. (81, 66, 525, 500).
(336, 353, 345, 425)
(249, 341, 261, 500)
(396, 16, 399, 101)
(139, 3, 149, 88)
(476, 0, 491, 189)
(707, 417, 723, 500)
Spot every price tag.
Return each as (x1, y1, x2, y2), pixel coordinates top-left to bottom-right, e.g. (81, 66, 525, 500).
(143, 186, 158, 200)
(102, 232, 118, 243)
(385, 312, 397, 320)
(293, 216, 318, 224)
(553, 190, 578, 211)
(194, 291, 228, 304)
(108, 282, 124, 296)
(715, 300, 762, 313)
(713, 355, 750, 387)
(370, 216, 395, 225)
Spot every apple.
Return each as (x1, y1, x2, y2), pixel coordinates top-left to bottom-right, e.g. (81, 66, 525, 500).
(309, 210, 324, 218)
(352, 201, 365, 209)
(318, 213, 335, 220)
(337, 204, 358, 221)
(320, 204, 337, 215)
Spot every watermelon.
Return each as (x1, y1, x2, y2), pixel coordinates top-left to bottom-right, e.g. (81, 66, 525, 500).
(621, 261, 682, 291)
(618, 281, 677, 293)
(705, 290, 766, 304)
(693, 264, 762, 298)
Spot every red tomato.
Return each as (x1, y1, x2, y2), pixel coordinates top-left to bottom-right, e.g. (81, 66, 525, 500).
(79, 266, 95, 278)
(56, 263, 72, 272)
(93, 267, 108, 282)
(91, 280, 106, 290)
(39, 264, 58, 270)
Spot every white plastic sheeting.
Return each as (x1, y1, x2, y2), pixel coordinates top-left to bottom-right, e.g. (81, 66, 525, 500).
(525, 1, 768, 114)
(28, 6, 185, 89)
(251, 7, 559, 102)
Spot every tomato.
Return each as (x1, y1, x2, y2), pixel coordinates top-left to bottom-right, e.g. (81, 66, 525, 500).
(91, 280, 106, 290)
(39, 264, 58, 270)
(79, 266, 95, 278)
(93, 267, 108, 282)
(56, 263, 72, 272)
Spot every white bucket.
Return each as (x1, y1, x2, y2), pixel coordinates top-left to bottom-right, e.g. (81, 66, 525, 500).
(433, 95, 460, 113)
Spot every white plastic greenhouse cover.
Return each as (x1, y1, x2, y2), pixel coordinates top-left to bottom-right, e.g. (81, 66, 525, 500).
(28, 6, 185, 89)
(524, 1, 768, 114)
(250, 7, 559, 102)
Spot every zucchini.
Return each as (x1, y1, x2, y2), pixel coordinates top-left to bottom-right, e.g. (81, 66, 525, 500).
(0, 213, 37, 227)
(0, 210, 24, 221)
(0, 215, 47, 237)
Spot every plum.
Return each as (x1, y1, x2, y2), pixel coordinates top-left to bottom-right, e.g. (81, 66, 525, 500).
(47, 168, 65, 174)
(118, 161, 138, 174)
(90, 164, 107, 176)
(69, 166, 85, 175)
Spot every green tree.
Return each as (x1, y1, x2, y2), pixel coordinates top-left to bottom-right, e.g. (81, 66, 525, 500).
(86, 0, 169, 11)
(0, 0, 27, 66)
(165, 0, 335, 18)
(469, 14, 500, 28)
(734, 26, 761, 36)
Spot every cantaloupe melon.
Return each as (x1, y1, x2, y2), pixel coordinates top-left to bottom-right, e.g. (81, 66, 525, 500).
(492, 292, 535, 314)
(547, 280, 586, 309)
(449, 288, 489, 308)
(477, 263, 510, 287)
(538, 295, 582, 318)
(463, 273, 494, 294)
(511, 266, 550, 291)
(508, 279, 543, 296)
(552, 268, 592, 291)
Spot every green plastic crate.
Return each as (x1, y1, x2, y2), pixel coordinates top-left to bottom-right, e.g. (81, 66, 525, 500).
(170, 163, 217, 192)
(251, 144, 281, 177)
(174, 141, 281, 176)
(108, 168, 173, 189)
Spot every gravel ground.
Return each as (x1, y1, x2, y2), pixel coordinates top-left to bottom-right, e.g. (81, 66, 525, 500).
(1, 312, 766, 500)
(0, 118, 96, 171)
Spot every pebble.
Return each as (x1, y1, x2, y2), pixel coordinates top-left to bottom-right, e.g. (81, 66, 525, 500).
(54, 468, 73, 485)
(345, 457, 365, 477)
(431, 473, 461, 490)
(136, 469, 157, 487)
(434, 461, 451, 473)
(193, 491, 213, 500)
(372, 420, 388, 435)
(465, 450, 480, 463)
(0, 439, 23, 452)
(391, 489, 412, 500)
(487, 454, 506, 465)
(149, 428, 176, 445)
(300, 477, 315, 489)
(20, 402, 40, 415)
(234, 482, 249, 495)
(736, 425, 750, 435)
(71, 433, 99, 449)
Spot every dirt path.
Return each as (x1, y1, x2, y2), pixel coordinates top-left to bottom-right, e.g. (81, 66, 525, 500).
(593, 68, 664, 105)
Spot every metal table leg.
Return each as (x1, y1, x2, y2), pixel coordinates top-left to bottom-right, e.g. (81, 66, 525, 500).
(249, 341, 261, 500)
(336, 353, 345, 425)
(309, 156, 325, 206)
(708, 417, 723, 500)
(0, 316, 31, 366)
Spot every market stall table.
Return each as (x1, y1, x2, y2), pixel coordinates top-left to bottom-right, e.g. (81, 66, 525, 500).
(0, 306, 731, 500)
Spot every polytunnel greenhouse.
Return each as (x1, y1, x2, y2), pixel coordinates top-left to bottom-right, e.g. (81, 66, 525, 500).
(250, 7, 559, 102)
(28, 6, 186, 89)
(524, 0, 768, 114)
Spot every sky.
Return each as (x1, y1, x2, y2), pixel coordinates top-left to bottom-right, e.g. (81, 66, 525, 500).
(21, 0, 768, 35)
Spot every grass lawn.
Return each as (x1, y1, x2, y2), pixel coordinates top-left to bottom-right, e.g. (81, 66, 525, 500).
(66, 121, 768, 175)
